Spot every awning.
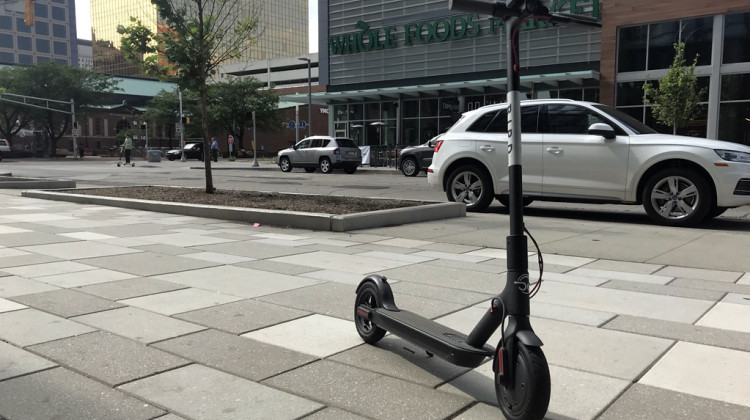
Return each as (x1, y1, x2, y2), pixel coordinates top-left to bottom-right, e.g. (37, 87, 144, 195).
(281, 70, 599, 104)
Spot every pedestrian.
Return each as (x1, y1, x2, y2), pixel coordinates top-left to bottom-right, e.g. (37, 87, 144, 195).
(122, 134, 133, 164)
(210, 137, 219, 162)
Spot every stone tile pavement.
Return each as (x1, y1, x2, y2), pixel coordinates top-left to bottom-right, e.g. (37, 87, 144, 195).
(0, 189, 749, 419)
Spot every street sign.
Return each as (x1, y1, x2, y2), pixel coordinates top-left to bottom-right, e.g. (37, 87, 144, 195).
(288, 120, 296, 130)
(72, 129, 79, 136)
(228, 135, 234, 144)
(176, 123, 183, 133)
(299, 120, 307, 129)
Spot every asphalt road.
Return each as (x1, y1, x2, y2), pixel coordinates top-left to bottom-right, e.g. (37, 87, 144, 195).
(3, 156, 750, 233)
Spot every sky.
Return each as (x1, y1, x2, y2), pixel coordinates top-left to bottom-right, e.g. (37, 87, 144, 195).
(74, 0, 319, 53)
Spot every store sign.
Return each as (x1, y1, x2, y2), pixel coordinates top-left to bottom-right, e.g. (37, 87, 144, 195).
(329, 0, 600, 56)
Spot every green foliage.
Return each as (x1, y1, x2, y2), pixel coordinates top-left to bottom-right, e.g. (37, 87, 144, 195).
(643, 42, 706, 134)
(144, 89, 202, 139)
(206, 77, 280, 149)
(0, 63, 118, 152)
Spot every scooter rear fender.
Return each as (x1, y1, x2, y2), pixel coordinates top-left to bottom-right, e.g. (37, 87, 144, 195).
(356, 274, 399, 311)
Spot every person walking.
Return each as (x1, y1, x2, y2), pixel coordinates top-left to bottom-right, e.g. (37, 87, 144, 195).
(210, 137, 219, 162)
(122, 134, 133, 164)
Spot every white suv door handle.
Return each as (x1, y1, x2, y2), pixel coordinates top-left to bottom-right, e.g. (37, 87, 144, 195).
(480, 145, 495, 152)
(546, 147, 562, 155)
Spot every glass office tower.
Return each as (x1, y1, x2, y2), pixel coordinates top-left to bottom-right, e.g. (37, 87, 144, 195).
(89, 0, 308, 76)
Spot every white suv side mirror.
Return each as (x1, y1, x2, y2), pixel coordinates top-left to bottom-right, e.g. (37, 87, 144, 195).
(588, 123, 616, 140)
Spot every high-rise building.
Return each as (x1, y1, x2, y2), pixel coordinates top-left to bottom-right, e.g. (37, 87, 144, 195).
(90, 0, 156, 77)
(89, 0, 308, 77)
(0, 0, 79, 66)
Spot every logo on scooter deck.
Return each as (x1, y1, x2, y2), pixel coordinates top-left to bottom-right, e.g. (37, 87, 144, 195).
(514, 274, 530, 294)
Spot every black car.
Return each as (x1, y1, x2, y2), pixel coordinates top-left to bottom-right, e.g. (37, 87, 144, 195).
(166, 142, 204, 161)
(396, 135, 441, 176)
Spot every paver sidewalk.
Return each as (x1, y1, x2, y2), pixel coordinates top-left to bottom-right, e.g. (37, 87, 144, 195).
(0, 189, 749, 420)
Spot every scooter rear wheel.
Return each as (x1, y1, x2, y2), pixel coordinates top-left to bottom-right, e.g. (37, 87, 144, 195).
(496, 342, 551, 420)
(354, 282, 386, 344)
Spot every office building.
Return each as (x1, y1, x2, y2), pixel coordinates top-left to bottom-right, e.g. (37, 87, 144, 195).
(0, 0, 78, 66)
(283, 0, 750, 146)
(89, 0, 308, 76)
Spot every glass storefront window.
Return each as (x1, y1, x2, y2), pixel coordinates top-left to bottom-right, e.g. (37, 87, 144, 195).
(723, 12, 750, 64)
(402, 119, 419, 145)
(382, 102, 397, 119)
(583, 88, 599, 102)
(403, 100, 419, 118)
(721, 74, 750, 101)
(718, 102, 750, 145)
(333, 105, 347, 121)
(420, 118, 439, 143)
(618, 25, 647, 72)
(440, 97, 459, 117)
(484, 95, 504, 106)
(616, 81, 648, 107)
(648, 21, 680, 70)
(559, 89, 582, 100)
(420, 99, 438, 117)
(366, 102, 380, 120)
(0, 16, 10, 30)
(465, 96, 484, 111)
(681, 16, 712, 66)
(348, 104, 363, 120)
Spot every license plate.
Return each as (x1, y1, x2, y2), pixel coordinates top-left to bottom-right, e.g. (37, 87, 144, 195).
(346, 151, 356, 157)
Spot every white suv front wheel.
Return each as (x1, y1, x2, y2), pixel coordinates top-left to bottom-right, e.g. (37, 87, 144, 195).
(642, 167, 712, 227)
(446, 165, 494, 212)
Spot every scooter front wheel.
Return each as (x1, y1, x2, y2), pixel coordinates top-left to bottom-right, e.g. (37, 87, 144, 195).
(354, 282, 386, 344)
(496, 342, 551, 420)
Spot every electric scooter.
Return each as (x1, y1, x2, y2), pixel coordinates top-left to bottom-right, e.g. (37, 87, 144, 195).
(116, 146, 135, 167)
(353, 2, 601, 419)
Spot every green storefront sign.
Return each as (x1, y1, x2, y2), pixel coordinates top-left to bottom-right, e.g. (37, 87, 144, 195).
(329, 0, 600, 55)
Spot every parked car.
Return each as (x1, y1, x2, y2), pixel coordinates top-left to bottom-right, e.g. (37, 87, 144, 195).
(277, 136, 362, 174)
(0, 139, 9, 161)
(166, 142, 204, 161)
(427, 99, 750, 227)
(397, 134, 442, 177)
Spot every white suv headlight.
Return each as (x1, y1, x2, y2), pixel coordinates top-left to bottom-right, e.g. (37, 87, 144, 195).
(714, 149, 750, 163)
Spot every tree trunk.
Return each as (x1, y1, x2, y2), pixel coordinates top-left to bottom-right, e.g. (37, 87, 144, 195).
(199, 85, 214, 193)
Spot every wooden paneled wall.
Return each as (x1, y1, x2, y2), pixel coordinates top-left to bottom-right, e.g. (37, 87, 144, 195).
(600, 0, 749, 105)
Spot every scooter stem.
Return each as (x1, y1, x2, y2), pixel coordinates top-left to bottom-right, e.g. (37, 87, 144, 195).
(466, 15, 529, 348)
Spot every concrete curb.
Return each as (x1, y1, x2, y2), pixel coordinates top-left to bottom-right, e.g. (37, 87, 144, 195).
(21, 189, 465, 232)
(0, 176, 76, 189)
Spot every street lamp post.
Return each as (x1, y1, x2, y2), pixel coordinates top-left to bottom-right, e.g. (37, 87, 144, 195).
(179, 89, 186, 162)
(298, 57, 312, 136)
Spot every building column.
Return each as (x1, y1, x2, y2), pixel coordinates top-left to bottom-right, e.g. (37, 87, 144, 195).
(706, 14, 724, 140)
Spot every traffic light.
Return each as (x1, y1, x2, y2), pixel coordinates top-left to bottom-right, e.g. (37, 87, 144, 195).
(181, 116, 190, 124)
(73, 122, 78, 129)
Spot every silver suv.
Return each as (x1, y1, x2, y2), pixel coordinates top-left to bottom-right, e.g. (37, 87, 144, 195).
(277, 136, 362, 174)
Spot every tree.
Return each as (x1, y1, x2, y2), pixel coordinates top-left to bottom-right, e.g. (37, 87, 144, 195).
(1, 63, 116, 156)
(144, 89, 201, 147)
(118, 0, 261, 193)
(207, 77, 280, 151)
(643, 42, 706, 135)
(0, 68, 34, 146)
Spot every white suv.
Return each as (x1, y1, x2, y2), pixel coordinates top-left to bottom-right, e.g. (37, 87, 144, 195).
(427, 99, 750, 227)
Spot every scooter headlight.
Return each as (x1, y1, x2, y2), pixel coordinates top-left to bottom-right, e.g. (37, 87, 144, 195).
(714, 149, 750, 163)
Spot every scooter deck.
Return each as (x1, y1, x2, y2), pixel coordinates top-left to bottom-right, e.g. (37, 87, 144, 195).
(368, 307, 494, 368)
